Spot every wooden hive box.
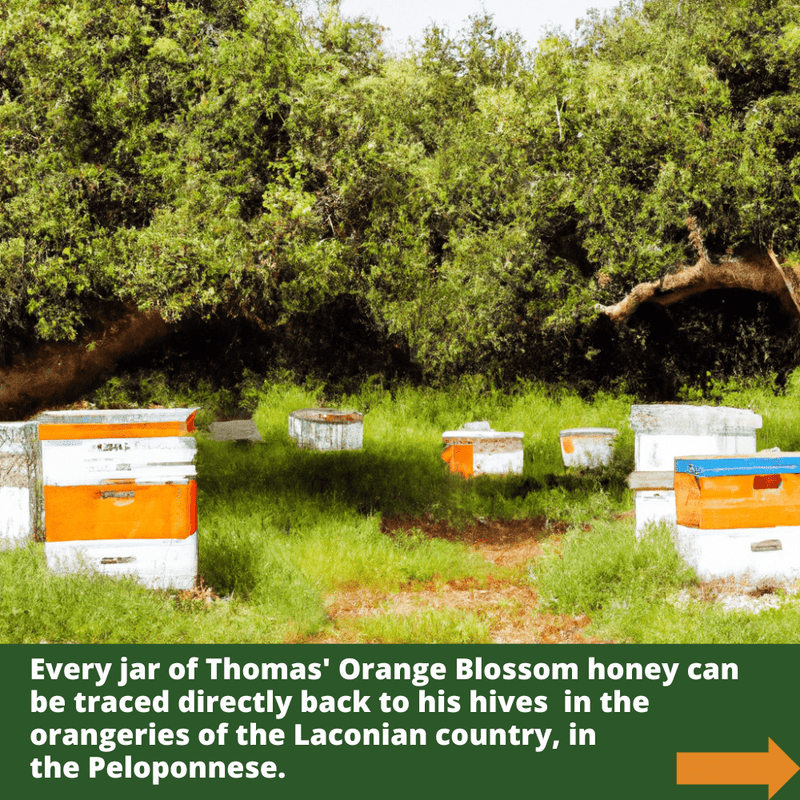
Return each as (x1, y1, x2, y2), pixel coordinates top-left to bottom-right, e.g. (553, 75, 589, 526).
(441, 422, 524, 478)
(673, 453, 800, 583)
(38, 409, 199, 590)
(629, 404, 762, 534)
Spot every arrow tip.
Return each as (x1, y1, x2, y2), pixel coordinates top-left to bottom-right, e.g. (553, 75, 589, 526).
(768, 739, 800, 799)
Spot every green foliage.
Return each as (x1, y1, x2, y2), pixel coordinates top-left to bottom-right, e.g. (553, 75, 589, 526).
(4, 0, 800, 392)
(89, 369, 241, 429)
(1, 0, 306, 337)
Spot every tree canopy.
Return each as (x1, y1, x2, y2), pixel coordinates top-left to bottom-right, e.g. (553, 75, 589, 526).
(3, 0, 800, 413)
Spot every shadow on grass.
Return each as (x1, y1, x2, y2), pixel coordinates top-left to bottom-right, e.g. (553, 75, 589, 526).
(197, 434, 633, 523)
(197, 437, 484, 519)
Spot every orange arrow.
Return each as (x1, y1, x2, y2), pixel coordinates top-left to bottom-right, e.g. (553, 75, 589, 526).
(677, 738, 799, 799)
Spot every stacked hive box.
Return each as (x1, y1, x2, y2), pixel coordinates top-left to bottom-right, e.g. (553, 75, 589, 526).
(39, 409, 199, 590)
(629, 405, 762, 533)
(674, 453, 800, 583)
(441, 422, 524, 478)
(0, 422, 42, 548)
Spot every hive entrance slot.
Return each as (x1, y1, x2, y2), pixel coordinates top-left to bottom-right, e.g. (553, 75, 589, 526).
(751, 539, 782, 552)
(753, 474, 782, 490)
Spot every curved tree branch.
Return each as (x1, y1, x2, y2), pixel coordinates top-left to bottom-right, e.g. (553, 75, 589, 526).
(598, 248, 800, 324)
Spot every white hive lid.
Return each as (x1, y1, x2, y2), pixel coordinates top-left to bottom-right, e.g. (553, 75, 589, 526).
(442, 422, 523, 439)
(630, 404, 762, 435)
(560, 428, 618, 437)
(38, 408, 200, 425)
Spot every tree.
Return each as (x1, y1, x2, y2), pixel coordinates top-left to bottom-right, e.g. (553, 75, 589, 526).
(0, 0, 325, 415)
(3, 0, 800, 418)
(522, 0, 800, 394)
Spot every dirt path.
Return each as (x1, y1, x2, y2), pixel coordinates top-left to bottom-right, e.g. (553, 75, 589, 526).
(308, 517, 609, 644)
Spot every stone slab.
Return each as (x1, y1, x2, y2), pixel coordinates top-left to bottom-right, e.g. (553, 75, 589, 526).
(209, 419, 262, 443)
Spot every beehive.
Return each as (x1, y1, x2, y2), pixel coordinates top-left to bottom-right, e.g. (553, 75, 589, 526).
(629, 405, 762, 533)
(38, 409, 199, 590)
(559, 428, 617, 469)
(0, 422, 42, 547)
(441, 422, 524, 478)
(288, 408, 363, 451)
(674, 453, 800, 583)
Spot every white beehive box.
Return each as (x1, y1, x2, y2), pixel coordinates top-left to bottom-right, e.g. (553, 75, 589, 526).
(441, 421, 524, 478)
(0, 422, 43, 548)
(38, 409, 199, 590)
(559, 428, 617, 469)
(629, 405, 762, 534)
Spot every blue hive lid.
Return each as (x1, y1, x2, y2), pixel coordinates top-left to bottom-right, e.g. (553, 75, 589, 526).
(675, 453, 800, 477)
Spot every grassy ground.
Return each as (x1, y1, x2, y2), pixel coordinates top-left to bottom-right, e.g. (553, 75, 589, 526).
(3, 375, 800, 643)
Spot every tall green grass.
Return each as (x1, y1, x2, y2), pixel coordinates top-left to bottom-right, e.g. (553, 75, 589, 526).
(0, 544, 300, 644)
(534, 522, 697, 615)
(534, 519, 800, 644)
(589, 593, 800, 644)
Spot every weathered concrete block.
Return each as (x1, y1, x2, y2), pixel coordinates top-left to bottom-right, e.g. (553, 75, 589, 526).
(288, 408, 363, 451)
(630, 404, 761, 472)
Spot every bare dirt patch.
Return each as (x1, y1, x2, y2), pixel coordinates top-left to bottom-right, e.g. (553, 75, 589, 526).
(308, 516, 609, 644)
(382, 514, 567, 547)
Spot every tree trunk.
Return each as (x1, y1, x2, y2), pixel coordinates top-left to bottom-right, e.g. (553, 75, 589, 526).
(597, 248, 800, 324)
(0, 304, 175, 421)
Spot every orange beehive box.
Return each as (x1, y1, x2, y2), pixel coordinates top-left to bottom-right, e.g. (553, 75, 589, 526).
(674, 454, 800, 529)
(38, 409, 199, 589)
(43, 482, 197, 542)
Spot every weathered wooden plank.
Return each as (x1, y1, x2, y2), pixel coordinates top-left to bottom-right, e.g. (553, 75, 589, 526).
(628, 470, 674, 490)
